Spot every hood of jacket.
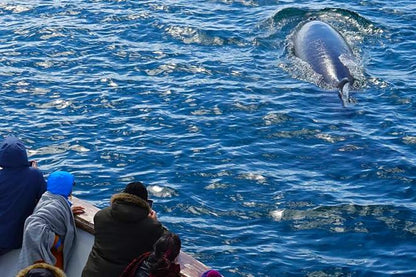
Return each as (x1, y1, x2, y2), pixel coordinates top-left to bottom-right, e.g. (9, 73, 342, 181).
(47, 171, 74, 198)
(110, 192, 151, 222)
(0, 136, 29, 168)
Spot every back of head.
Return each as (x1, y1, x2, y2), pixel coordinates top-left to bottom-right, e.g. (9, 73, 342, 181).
(0, 135, 29, 168)
(47, 171, 74, 198)
(123, 181, 148, 201)
(153, 232, 181, 262)
(147, 232, 181, 275)
(17, 263, 66, 277)
(25, 268, 55, 277)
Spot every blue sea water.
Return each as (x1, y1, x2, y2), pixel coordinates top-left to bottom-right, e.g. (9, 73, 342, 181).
(1, 0, 416, 276)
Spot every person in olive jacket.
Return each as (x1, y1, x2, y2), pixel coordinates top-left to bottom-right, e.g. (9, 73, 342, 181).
(82, 182, 165, 277)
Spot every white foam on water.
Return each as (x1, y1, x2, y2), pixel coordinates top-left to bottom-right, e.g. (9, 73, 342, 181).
(270, 209, 284, 221)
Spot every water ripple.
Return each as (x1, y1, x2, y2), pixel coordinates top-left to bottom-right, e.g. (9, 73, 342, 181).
(1, 1, 416, 276)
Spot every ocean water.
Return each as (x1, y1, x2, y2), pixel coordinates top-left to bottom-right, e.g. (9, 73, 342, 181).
(1, 1, 416, 276)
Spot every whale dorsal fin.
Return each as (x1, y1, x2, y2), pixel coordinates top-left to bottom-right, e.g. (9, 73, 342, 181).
(337, 78, 350, 91)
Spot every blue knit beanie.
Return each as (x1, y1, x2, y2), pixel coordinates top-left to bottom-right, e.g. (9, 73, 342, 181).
(47, 171, 74, 198)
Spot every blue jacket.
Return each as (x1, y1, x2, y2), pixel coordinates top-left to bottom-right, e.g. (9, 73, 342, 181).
(0, 136, 46, 255)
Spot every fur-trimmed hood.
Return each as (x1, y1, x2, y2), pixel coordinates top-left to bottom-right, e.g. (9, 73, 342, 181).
(16, 262, 66, 277)
(111, 192, 150, 209)
(110, 192, 151, 222)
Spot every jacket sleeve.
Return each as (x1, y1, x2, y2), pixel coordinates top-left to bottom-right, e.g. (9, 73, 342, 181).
(35, 170, 47, 200)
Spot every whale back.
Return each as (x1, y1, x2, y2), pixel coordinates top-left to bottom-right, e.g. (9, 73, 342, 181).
(294, 20, 354, 88)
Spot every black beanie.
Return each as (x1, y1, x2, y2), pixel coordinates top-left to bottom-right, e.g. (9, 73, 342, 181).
(123, 182, 148, 200)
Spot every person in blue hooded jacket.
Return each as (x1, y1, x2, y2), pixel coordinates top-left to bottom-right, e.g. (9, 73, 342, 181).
(18, 171, 84, 271)
(0, 135, 46, 256)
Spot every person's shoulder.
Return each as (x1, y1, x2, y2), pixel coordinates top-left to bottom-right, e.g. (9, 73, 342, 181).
(94, 205, 111, 219)
(142, 217, 164, 232)
(26, 166, 46, 179)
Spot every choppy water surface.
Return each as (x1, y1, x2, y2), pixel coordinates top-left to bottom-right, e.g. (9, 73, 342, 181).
(1, 1, 416, 276)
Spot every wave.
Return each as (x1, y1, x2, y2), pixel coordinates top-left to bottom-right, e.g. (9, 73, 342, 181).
(265, 7, 377, 33)
(162, 24, 248, 47)
(271, 203, 416, 236)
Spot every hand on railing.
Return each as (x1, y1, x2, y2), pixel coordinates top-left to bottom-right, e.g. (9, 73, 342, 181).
(72, 205, 86, 215)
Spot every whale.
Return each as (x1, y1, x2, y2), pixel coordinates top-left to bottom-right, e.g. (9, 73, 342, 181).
(293, 20, 355, 105)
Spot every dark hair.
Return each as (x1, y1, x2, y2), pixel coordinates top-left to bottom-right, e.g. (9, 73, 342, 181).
(123, 181, 148, 201)
(147, 232, 181, 274)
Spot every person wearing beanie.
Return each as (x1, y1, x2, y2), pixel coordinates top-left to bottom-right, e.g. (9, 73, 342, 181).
(82, 182, 165, 277)
(201, 269, 223, 277)
(17, 171, 84, 271)
(0, 136, 46, 256)
(16, 262, 66, 277)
